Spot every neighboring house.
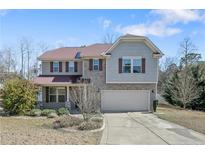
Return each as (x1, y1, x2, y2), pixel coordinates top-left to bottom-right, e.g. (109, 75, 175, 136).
(34, 34, 163, 112)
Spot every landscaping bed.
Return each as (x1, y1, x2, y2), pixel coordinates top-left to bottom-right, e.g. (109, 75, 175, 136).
(0, 115, 103, 144)
(53, 115, 104, 131)
(155, 104, 205, 134)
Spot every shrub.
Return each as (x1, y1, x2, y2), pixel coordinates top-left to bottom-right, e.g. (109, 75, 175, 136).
(163, 64, 205, 110)
(52, 116, 83, 128)
(42, 109, 56, 116)
(30, 109, 41, 116)
(90, 116, 103, 123)
(2, 78, 37, 115)
(47, 112, 58, 118)
(53, 120, 61, 129)
(57, 108, 69, 116)
(77, 121, 102, 130)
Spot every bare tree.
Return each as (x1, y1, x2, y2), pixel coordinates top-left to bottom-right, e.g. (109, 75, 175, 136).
(158, 56, 178, 93)
(0, 51, 6, 73)
(19, 37, 33, 80)
(177, 38, 201, 107)
(19, 39, 26, 77)
(70, 84, 100, 121)
(159, 57, 178, 72)
(0, 47, 16, 73)
(180, 53, 201, 68)
(37, 42, 49, 54)
(179, 38, 199, 68)
(35, 42, 49, 76)
(103, 33, 118, 44)
(25, 39, 33, 80)
(169, 70, 201, 108)
(163, 38, 203, 108)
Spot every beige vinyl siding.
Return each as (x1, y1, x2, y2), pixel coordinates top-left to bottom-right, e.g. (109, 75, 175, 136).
(42, 61, 82, 75)
(106, 42, 158, 83)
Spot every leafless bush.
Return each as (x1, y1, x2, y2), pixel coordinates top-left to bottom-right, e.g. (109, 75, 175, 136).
(70, 84, 100, 121)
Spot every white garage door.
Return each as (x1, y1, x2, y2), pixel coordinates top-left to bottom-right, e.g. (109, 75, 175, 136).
(101, 90, 150, 112)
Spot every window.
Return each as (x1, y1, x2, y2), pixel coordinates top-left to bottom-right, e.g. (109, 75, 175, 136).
(133, 58, 142, 73)
(69, 61, 74, 72)
(122, 59, 131, 73)
(53, 61, 59, 72)
(49, 87, 66, 102)
(93, 59, 99, 71)
(57, 88, 66, 102)
(49, 87, 57, 102)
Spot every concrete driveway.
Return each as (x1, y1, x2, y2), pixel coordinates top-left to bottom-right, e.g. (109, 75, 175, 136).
(100, 113, 205, 145)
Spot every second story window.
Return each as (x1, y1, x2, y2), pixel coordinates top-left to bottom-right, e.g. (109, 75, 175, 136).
(93, 59, 99, 71)
(53, 61, 59, 72)
(122, 59, 131, 73)
(133, 58, 142, 73)
(69, 61, 74, 73)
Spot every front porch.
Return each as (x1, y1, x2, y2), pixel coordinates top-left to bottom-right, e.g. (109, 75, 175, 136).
(36, 85, 83, 110)
(34, 75, 90, 110)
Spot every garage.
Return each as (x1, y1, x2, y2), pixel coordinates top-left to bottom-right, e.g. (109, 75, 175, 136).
(101, 90, 150, 112)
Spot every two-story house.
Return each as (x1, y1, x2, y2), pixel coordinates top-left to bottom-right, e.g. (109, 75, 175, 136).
(34, 34, 163, 112)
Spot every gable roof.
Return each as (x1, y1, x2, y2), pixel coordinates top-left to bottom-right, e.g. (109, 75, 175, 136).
(102, 34, 164, 57)
(38, 44, 112, 60)
(38, 34, 163, 61)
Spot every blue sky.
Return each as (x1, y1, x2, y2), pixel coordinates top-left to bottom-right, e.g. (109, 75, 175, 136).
(0, 9, 205, 61)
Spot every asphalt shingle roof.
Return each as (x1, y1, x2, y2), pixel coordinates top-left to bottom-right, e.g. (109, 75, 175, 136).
(38, 43, 112, 60)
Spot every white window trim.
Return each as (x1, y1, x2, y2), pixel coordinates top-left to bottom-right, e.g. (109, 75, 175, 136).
(122, 58, 131, 73)
(53, 61, 59, 73)
(122, 56, 142, 73)
(49, 87, 57, 103)
(69, 61, 74, 73)
(133, 58, 142, 73)
(49, 87, 66, 103)
(93, 58, 99, 71)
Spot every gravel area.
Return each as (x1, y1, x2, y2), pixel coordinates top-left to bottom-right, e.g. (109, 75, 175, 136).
(0, 116, 102, 145)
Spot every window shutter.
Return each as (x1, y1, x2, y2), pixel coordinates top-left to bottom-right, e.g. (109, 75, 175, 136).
(50, 62, 53, 72)
(142, 58, 146, 73)
(59, 62, 62, 72)
(119, 58, 122, 73)
(99, 59, 103, 71)
(46, 87, 49, 103)
(74, 61, 78, 72)
(89, 59, 93, 71)
(66, 62, 69, 72)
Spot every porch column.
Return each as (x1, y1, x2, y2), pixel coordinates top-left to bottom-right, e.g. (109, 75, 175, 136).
(37, 86, 42, 102)
(67, 86, 69, 102)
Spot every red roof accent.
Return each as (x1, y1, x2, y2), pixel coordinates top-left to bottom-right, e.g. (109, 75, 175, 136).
(38, 44, 112, 60)
(33, 75, 81, 85)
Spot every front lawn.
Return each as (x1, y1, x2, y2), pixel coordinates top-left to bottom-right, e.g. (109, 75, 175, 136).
(156, 104, 205, 134)
(0, 116, 102, 145)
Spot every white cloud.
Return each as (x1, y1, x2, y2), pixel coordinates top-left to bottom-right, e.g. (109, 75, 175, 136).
(116, 9, 205, 37)
(102, 19, 112, 29)
(117, 22, 181, 37)
(98, 17, 112, 29)
(151, 10, 202, 24)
